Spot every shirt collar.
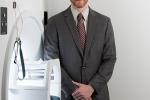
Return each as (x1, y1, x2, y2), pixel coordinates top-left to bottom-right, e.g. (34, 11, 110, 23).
(71, 3, 89, 22)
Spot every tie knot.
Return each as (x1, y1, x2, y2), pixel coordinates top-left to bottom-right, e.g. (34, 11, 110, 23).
(77, 13, 84, 22)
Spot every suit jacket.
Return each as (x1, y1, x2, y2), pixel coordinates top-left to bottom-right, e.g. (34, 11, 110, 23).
(44, 7, 116, 100)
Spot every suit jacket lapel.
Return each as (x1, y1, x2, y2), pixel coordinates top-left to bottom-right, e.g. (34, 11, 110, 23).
(83, 8, 97, 64)
(64, 7, 84, 57)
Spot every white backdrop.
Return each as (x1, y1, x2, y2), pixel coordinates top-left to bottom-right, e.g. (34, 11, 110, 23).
(46, 0, 150, 100)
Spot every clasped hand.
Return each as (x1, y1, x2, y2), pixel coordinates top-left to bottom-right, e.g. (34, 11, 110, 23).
(72, 81, 94, 100)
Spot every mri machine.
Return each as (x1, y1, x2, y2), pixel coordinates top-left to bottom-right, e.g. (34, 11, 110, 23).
(1, 10, 61, 100)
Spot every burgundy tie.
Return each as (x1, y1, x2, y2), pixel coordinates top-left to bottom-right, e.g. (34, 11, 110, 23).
(77, 13, 86, 50)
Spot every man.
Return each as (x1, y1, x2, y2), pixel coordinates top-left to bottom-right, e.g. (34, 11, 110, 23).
(44, 0, 116, 100)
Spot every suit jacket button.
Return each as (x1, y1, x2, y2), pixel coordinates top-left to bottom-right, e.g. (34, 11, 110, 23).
(82, 66, 86, 69)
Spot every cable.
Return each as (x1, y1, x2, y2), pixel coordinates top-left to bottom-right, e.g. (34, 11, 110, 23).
(13, 37, 26, 80)
(16, 0, 24, 36)
(13, 1, 26, 80)
(13, 0, 23, 37)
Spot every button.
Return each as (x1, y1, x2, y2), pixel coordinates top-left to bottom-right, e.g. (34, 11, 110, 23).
(82, 66, 86, 69)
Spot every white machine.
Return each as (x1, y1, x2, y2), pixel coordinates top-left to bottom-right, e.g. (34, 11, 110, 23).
(1, 10, 61, 100)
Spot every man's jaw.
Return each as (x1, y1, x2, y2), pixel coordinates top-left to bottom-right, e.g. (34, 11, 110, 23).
(71, 1, 89, 13)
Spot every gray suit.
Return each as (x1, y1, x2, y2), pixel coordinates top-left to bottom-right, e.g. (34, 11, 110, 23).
(44, 7, 116, 100)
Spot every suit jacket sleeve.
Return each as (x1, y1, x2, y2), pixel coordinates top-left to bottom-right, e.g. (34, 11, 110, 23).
(43, 17, 76, 97)
(89, 18, 116, 93)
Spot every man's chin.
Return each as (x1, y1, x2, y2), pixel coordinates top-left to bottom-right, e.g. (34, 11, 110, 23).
(76, 6, 84, 8)
(75, 4, 86, 8)
(74, 1, 88, 8)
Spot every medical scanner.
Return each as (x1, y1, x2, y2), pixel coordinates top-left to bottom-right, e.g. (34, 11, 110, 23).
(1, 10, 61, 100)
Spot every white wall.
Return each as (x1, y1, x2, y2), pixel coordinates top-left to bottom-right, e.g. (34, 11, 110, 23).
(47, 0, 70, 17)
(0, 0, 45, 99)
(47, 0, 150, 100)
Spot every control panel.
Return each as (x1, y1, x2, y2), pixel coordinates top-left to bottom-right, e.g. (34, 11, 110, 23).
(0, 7, 7, 35)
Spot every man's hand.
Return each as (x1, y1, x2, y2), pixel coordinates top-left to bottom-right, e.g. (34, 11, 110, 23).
(72, 81, 94, 100)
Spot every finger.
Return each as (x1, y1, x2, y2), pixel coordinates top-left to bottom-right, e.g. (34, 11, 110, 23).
(80, 97, 86, 100)
(72, 90, 83, 100)
(72, 81, 82, 87)
(72, 89, 80, 96)
(88, 97, 92, 100)
(73, 94, 84, 100)
(81, 96, 87, 100)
